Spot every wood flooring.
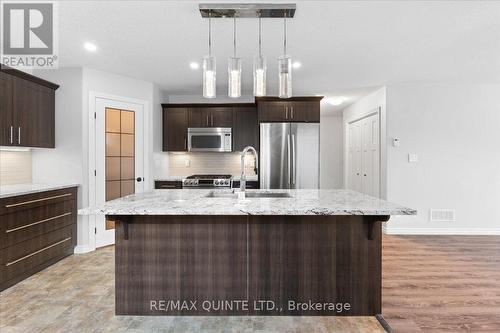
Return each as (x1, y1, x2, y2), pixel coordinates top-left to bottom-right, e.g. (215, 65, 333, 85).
(383, 235, 500, 332)
(0, 246, 384, 333)
(1, 235, 498, 332)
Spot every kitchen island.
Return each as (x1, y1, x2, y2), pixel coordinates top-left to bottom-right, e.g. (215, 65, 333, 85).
(80, 189, 415, 316)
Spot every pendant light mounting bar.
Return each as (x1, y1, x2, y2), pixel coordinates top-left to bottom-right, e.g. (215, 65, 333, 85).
(199, 3, 296, 18)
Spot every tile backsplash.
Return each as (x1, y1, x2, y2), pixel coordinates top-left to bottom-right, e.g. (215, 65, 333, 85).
(169, 152, 257, 177)
(0, 150, 32, 186)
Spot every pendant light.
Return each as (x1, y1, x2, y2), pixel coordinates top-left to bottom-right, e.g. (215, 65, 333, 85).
(203, 12, 216, 98)
(253, 13, 266, 96)
(228, 17, 242, 98)
(278, 13, 292, 98)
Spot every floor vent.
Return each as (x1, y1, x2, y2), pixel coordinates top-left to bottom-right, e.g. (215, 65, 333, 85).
(430, 209, 456, 222)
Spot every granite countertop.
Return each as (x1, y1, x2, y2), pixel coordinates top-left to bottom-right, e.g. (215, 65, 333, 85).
(0, 183, 79, 199)
(79, 189, 416, 216)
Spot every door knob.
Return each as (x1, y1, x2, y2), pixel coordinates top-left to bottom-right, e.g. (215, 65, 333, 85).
(136, 177, 143, 182)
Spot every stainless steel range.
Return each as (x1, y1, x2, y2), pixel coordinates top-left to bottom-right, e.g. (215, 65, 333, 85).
(182, 174, 233, 188)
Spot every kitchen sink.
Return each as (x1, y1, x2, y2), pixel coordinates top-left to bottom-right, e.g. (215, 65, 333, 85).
(205, 191, 291, 199)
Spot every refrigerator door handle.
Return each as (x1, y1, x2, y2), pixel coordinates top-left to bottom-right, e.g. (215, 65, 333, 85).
(287, 134, 291, 186)
(292, 134, 296, 185)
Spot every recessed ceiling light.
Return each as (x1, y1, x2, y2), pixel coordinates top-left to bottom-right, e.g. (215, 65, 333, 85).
(84, 42, 97, 52)
(190, 62, 200, 70)
(292, 61, 301, 69)
(327, 97, 346, 106)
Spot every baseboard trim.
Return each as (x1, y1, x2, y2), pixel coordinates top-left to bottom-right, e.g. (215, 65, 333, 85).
(385, 227, 500, 235)
(73, 244, 95, 254)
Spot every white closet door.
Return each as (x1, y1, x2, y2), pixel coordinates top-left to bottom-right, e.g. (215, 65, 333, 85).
(347, 113, 380, 197)
(361, 114, 380, 197)
(347, 121, 363, 192)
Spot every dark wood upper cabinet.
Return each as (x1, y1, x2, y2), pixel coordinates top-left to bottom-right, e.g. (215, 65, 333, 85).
(161, 99, 320, 152)
(13, 78, 55, 148)
(0, 72, 13, 146)
(163, 108, 188, 151)
(210, 108, 233, 127)
(256, 97, 323, 123)
(233, 106, 258, 151)
(257, 101, 289, 122)
(0, 66, 58, 148)
(288, 101, 321, 122)
(188, 107, 232, 127)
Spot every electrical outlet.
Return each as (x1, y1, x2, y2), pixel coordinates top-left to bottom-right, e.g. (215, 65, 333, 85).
(408, 153, 418, 163)
(185, 159, 190, 167)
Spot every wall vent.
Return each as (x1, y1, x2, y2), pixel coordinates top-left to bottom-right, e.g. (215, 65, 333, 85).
(430, 209, 456, 222)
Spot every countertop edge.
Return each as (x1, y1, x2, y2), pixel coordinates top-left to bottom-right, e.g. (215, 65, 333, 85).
(0, 183, 80, 199)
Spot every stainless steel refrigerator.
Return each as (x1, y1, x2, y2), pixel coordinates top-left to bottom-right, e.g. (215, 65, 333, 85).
(260, 123, 320, 189)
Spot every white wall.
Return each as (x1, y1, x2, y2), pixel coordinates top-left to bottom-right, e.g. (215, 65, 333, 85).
(32, 68, 86, 247)
(320, 114, 343, 189)
(32, 67, 164, 252)
(342, 87, 387, 197)
(153, 87, 170, 179)
(385, 83, 500, 235)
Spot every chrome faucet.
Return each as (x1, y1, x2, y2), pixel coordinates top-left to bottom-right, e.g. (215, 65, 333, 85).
(240, 146, 258, 192)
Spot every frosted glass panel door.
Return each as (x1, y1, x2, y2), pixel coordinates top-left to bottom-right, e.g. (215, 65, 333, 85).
(95, 98, 144, 248)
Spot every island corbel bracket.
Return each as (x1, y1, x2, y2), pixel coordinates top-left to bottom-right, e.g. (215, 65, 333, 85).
(365, 215, 390, 240)
(106, 215, 133, 240)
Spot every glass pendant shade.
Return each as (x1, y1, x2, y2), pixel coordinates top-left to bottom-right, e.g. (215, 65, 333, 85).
(203, 55, 216, 98)
(278, 55, 292, 98)
(228, 57, 242, 98)
(253, 55, 266, 97)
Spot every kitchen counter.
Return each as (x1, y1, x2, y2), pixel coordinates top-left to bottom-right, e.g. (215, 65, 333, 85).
(79, 189, 415, 216)
(93, 189, 415, 317)
(0, 183, 79, 199)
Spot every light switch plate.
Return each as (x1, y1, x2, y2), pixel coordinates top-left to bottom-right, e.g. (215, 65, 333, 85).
(408, 153, 418, 163)
(185, 159, 190, 167)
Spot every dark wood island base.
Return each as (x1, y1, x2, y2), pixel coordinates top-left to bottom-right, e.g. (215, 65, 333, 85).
(111, 214, 389, 316)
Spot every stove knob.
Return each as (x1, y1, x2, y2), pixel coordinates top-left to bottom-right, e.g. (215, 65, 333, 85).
(215, 180, 220, 186)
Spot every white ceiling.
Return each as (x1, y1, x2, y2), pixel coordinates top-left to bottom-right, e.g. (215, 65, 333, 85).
(57, 0, 500, 112)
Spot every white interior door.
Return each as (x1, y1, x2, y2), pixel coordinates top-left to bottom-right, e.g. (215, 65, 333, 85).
(347, 113, 380, 197)
(361, 114, 380, 197)
(347, 121, 362, 192)
(95, 98, 144, 248)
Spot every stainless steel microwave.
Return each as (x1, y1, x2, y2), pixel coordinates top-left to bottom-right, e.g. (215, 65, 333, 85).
(187, 127, 232, 152)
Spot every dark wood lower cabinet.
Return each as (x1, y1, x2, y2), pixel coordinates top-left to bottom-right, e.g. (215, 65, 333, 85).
(0, 187, 77, 291)
(113, 214, 384, 316)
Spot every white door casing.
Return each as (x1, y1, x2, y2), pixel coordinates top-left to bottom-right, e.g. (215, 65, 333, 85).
(88, 92, 147, 249)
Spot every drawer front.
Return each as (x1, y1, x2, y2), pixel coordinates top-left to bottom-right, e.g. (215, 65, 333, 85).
(0, 187, 77, 215)
(155, 181, 182, 189)
(0, 200, 76, 249)
(0, 225, 73, 283)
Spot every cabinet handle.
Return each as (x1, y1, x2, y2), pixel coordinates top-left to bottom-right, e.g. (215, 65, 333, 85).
(18, 126, 21, 144)
(291, 106, 294, 120)
(206, 115, 209, 126)
(211, 114, 214, 126)
(6, 212, 72, 233)
(185, 138, 187, 150)
(5, 193, 72, 208)
(10, 126, 13, 144)
(160, 185, 176, 189)
(285, 106, 288, 119)
(5, 237, 72, 267)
